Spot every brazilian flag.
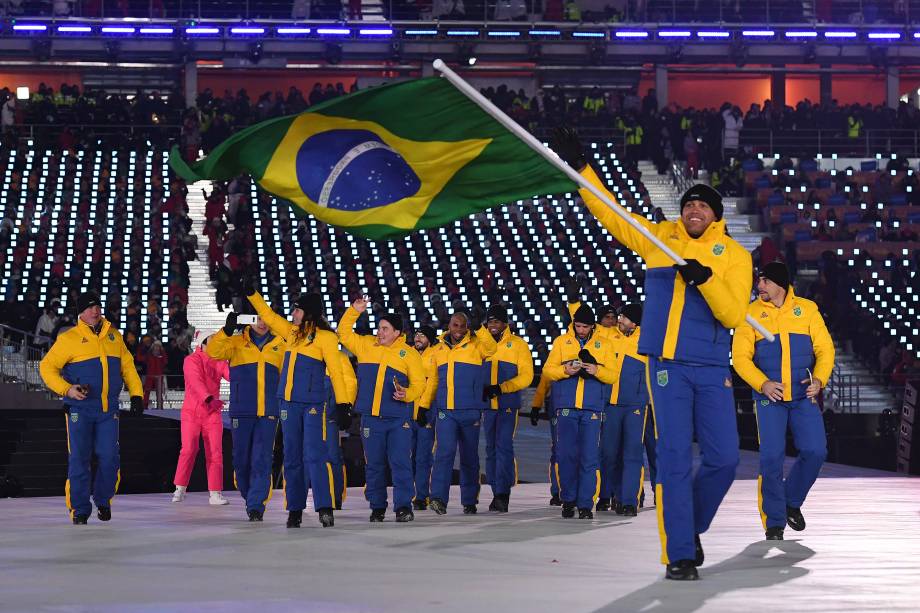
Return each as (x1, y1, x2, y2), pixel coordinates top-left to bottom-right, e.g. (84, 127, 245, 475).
(169, 77, 576, 240)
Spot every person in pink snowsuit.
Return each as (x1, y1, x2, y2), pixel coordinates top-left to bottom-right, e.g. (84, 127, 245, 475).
(172, 334, 230, 505)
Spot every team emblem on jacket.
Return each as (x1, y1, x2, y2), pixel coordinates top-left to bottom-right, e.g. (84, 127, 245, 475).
(232, 418, 239, 429)
(363, 427, 370, 438)
(761, 399, 769, 406)
(71, 413, 79, 423)
(760, 312, 769, 319)
(280, 410, 288, 420)
(591, 413, 598, 420)
(439, 411, 446, 419)
(309, 408, 317, 415)
(724, 377, 732, 387)
(402, 421, 410, 429)
(594, 341, 601, 349)
(793, 306, 802, 317)
(108, 333, 115, 341)
(561, 409, 570, 417)
(656, 370, 669, 387)
(399, 349, 407, 357)
(506, 341, 513, 348)
(712, 244, 725, 256)
(633, 409, 641, 415)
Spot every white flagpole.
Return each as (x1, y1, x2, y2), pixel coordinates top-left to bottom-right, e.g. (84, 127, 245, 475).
(431, 58, 775, 343)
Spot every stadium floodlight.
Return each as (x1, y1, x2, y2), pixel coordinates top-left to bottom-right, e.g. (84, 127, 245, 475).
(139, 26, 175, 34)
(697, 31, 730, 38)
(405, 29, 438, 35)
(101, 26, 135, 34)
(230, 26, 266, 35)
(572, 31, 606, 38)
(360, 28, 394, 36)
(742, 30, 775, 37)
(317, 27, 350, 35)
(615, 31, 649, 38)
(823, 31, 857, 38)
(186, 27, 220, 35)
(57, 25, 93, 33)
(785, 31, 818, 38)
(277, 27, 312, 35)
(868, 32, 901, 39)
(13, 24, 48, 31)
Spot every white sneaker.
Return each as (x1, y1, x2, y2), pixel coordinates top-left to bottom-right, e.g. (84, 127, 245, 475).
(172, 487, 186, 503)
(209, 491, 229, 506)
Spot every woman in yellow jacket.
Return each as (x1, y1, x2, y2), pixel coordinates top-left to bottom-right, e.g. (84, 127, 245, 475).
(246, 289, 350, 529)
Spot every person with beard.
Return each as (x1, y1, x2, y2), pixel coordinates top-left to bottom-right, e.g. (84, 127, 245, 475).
(411, 325, 439, 510)
(245, 288, 350, 529)
(481, 304, 534, 513)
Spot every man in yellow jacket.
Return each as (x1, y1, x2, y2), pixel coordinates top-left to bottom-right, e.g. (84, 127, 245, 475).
(338, 297, 426, 522)
(543, 304, 617, 519)
(732, 262, 834, 541)
(552, 128, 752, 580)
(482, 304, 534, 513)
(411, 326, 439, 510)
(39, 291, 144, 524)
(420, 310, 497, 515)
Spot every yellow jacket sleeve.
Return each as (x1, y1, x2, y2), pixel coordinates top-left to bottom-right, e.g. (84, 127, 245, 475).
(474, 326, 498, 359)
(321, 333, 349, 406)
(499, 339, 535, 394)
(542, 338, 570, 383)
(339, 352, 358, 404)
(731, 316, 769, 393)
(579, 165, 656, 259)
(809, 309, 835, 385)
(697, 246, 753, 330)
(336, 307, 373, 360)
(532, 375, 548, 408)
(247, 292, 292, 340)
(205, 330, 236, 361)
(403, 348, 427, 404)
(420, 353, 438, 408)
(593, 342, 617, 385)
(39, 338, 74, 397)
(119, 336, 144, 397)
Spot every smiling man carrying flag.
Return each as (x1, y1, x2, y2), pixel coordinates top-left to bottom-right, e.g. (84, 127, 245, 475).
(169, 78, 575, 239)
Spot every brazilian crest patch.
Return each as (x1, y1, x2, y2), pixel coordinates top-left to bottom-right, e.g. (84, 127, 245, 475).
(399, 349, 407, 358)
(595, 341, 601, 349)
(761, 399, 769, 406)
(70, 413, 78, 423)
(363, 427, 370, 438)
(712, 243, 725, 256)
(793, 306, 802, 317)
(657, 370, 669, 387)
(506, 341, 513, 348)
(280, 410, 288, 421)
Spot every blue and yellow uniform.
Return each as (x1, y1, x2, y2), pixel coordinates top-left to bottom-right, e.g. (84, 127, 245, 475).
(423, 326, 497, 508)
(338, 307, 426, 513)
(39, 318, 143, 520)
(247, 292, 349, 515)
(316, 352, 357, 509)
(207, 326, 285, 515)
(483, 327, 534, 500)
(412, 342, 439, 505)
(543, 328, 616, 511)
(579, 167, 752, 563)
(532, 374, 560, 500)
(733, 288, 834, 532)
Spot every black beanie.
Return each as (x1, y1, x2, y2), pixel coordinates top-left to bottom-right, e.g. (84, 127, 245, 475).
(598, 304, 618, 319)
(619, 303, 643, 325)
(76, 291, 102, 313)
(416, 325, 438, 345)
(573, 304, 596, 325)
(486, 304, 508, 323)
(760, 261, 790, 291)
(680, 184, 724, 221)
(294, 293, 323, 319)
(380, 312, 403, 332)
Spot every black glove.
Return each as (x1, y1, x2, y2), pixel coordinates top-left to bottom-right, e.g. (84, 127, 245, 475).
(550, 127, 587, 171)
(564, 276, 581, 304)
(223, 312, 238, 337)
(529, 407, 541, 427)
(673, 259, 713, 287)
(130, 396, 144, 415)
(578, 349, 597, 365)
(483, 384, 502, 400)
(335, 403, 352, 430)
(416, 407, 430, 428)
(467, 310, 482, 332)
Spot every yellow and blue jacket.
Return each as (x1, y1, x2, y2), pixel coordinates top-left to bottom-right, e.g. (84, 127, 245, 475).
(607, 326, 650, 407)
(39, 318, 143, 412)
(485, 327, 535, 410)
(542, 329, 616, 412)
(337, 307, 425, 418)
(414, 343, 439, 418)
(206, 327, 286, 418)
(324, 350, 358, 409)
(422, 326, 498, 411)
(579, 166, 753, 366)
(732, 289, 835, 403)
(247, 292, 348, 406)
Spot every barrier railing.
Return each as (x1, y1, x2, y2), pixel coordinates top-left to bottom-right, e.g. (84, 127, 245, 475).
(0, 324, 53, 393)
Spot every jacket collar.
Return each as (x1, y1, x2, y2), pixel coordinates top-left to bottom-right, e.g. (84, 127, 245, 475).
(761, 287, 797, 312)
(76, 317, 110, 337)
